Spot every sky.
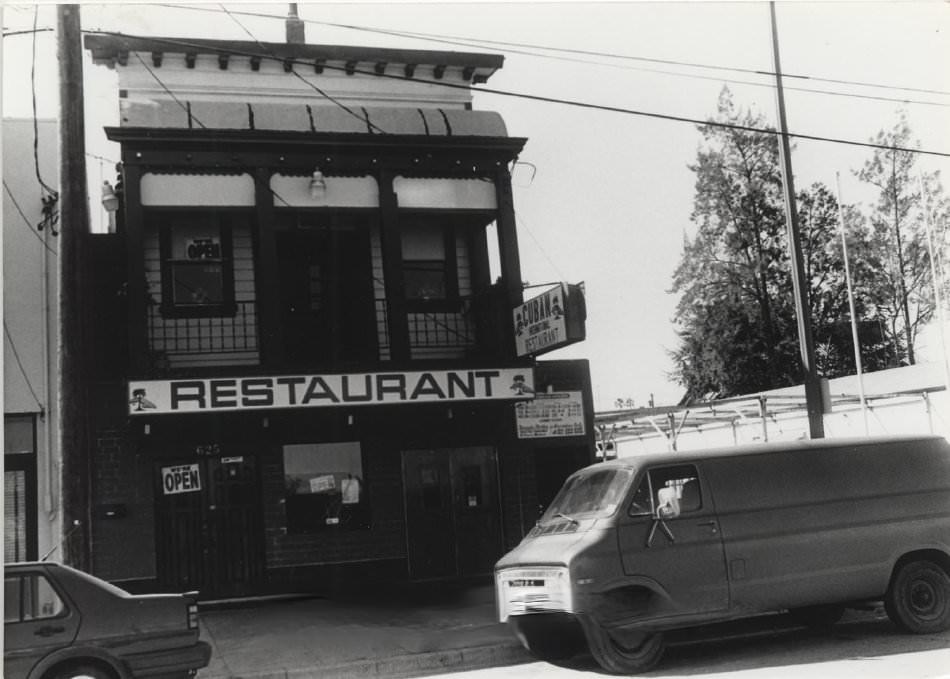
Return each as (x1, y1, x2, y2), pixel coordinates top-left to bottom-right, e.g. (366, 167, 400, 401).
(3, 1, 949, 411)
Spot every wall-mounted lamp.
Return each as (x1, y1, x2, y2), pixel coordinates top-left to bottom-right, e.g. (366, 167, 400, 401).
(309, 170, 327, 198)
(101, 181, 119, 212)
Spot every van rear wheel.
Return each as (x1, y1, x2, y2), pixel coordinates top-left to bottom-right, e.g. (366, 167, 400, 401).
(885, 560, 950, 633)
(579, 616, 665, 674)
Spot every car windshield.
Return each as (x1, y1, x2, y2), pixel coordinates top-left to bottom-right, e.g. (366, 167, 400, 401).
(540, 467, 633, 522)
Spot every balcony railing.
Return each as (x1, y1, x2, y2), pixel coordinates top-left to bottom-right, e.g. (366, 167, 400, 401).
(147, 302, 259, 370)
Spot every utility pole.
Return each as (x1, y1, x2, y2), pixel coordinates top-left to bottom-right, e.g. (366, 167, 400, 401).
(769, 2, 824, 438)
(58, 4, 92, 570)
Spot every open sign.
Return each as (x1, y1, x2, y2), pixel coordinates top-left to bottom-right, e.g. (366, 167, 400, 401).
(161, 464, 201, 495)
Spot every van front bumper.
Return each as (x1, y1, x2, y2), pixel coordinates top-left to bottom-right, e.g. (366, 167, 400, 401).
(495, 566, 574, 621)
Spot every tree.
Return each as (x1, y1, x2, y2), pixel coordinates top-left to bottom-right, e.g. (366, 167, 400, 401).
(670, 89, 799, 401)
(669, 89, 899, 402)
(855, 112, 949, 366)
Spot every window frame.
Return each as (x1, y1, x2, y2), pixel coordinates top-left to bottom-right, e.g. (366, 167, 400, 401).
(4, 572, 69, 624)
(399, 219, 461, 313)
(628, 464, 704, 517)
(281, 440, 370, 534)
(155, 210, 238, 319)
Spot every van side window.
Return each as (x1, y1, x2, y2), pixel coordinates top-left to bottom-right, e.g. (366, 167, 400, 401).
(629, 476, 653, 515)
(645, 465, 703, 515)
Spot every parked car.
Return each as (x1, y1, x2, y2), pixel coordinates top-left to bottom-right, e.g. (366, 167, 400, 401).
(4, 561, 211, 679)
(495, 435, 950, 673)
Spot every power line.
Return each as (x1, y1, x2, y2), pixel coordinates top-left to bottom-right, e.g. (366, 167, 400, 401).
(83, 30, 950, 159)
(3, 322, 45, 412)
(31, 5, 59, 235)
(153, 3, 950, 98)
(215, 4, 386, 133)
(3, 180, 59, 256)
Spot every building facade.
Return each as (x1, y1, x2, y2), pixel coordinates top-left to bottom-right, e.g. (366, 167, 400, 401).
(82, 33, 593, 597)
(3, 118, 62, 564)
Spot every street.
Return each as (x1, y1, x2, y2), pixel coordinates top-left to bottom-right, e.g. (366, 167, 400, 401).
(432, 609, 950, 679)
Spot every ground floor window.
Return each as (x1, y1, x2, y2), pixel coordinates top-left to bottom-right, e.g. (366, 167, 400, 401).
(4, 415, 37, 562)
(283, 441, 369, 532)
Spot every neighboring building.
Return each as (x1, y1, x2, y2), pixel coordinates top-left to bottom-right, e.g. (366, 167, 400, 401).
(3, 118, 62, 563)
(82, 31, 593, 596)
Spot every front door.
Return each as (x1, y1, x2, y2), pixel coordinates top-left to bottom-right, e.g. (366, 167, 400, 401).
(402, 447, 502, 580)
(616, 463, 728, 617)
(155, 454, 263, 597)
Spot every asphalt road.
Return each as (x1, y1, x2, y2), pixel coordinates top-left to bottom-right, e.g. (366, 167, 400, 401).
(429, 608, 950, 679)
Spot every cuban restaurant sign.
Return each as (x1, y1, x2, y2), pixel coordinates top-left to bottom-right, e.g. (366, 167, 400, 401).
(513, 283, 587, 358)
(128, 367, 535, 415)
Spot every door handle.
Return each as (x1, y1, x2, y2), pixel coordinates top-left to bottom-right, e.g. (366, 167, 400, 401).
(35, 625, 65, 637)
(697, 521, 718, 533)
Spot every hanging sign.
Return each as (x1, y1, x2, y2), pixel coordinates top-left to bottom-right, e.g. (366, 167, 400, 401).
(160, 464, 202, 495)
(129, 367, 534, 415)
(516, 391, 586, 439)
(513, 284, 586, 357)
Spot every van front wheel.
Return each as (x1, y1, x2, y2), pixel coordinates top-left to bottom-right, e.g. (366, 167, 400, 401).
(885, 560, 950, 633)
(579, 616, 665, 674)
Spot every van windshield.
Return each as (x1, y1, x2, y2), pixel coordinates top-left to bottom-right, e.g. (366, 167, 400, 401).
(540, 468, 633, 522)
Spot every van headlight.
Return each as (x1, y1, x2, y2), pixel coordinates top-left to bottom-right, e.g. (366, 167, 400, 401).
(495, 566, 573, 621)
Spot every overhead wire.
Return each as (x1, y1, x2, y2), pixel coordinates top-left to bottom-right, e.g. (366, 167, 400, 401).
(31, 5, 59, 235)
(216, 3, 387, 134)
(82, 30, 950, 160)
(4, 322, 45, 411)
(153, 3, 950, 98)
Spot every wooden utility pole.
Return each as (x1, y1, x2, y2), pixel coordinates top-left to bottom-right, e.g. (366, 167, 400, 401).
(58, 4, 92, 569)
(769, 2, 825, 438)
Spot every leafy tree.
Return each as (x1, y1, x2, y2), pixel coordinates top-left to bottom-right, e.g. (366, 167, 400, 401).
(855, 112, 949, 365)
(669, 89, 899, 402)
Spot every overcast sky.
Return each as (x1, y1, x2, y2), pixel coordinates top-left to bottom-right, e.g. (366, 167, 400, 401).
(3, 1, 948, 410)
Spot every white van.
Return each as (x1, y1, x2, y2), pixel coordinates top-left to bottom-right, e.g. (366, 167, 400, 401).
(495, 435, 950, 673)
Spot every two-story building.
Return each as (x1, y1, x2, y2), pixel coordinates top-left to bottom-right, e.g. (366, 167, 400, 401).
(83, 29, 593, 597)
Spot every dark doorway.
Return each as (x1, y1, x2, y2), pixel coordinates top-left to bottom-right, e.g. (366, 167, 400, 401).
(402, 447, 502, 580)
(154, 454, 263, 597)
(4, 415, 38, 562)
(275, 221, 376, 367)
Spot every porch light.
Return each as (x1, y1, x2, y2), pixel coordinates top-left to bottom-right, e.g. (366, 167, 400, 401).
(101, 181, 119, 212)
(309, 170, 327, 198)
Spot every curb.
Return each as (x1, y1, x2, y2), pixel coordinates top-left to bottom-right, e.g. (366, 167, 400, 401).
(200, 641, 533, 679)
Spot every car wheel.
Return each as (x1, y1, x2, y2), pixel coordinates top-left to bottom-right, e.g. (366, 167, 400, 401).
(788, 603, 846, 629)
(885, 559, 950, 634)
(578, 616, 665, 674)
(49, 662, 116, 679)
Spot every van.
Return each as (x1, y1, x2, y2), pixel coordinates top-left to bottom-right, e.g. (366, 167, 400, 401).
(495, 435, 950, 673)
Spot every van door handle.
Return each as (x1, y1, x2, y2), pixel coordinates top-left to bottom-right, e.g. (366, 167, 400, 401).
(697, 521, 718, 533)
(35, 626, 65, 637)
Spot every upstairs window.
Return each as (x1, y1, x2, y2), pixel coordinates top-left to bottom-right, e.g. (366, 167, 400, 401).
(158, 213, 236, 317)
(401, 222, 459, 309)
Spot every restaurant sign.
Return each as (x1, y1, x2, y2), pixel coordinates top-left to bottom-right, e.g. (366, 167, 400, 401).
(513, 283, 586, 358)
(515, 391, 586, 439)
(129, 368, 535, 415)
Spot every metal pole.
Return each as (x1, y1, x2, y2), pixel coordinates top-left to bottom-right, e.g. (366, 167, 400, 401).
(918, 172, 950, 391)
(769, 2, 824, 438)
(834, 173, 869, 434)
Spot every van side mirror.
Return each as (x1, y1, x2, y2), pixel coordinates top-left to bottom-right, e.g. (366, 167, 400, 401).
(656, 487, 681, 519)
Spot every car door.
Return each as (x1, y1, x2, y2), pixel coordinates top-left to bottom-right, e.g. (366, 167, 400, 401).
(616, 463, 729, 617)
(4, 568, 81, 679)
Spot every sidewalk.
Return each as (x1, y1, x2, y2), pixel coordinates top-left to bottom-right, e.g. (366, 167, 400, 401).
(197, 581, 533, 679)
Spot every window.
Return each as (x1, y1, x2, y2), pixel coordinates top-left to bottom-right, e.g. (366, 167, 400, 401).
(539, 468, 633, 522)
(401, 222, 458, 307)
(158, 213, 237, 317)
(283, 442, 369, 532)
(629, 464, 703, 516)
(4, 573, 66, 623)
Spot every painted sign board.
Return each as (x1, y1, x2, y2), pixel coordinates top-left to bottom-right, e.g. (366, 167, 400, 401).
(516, 391, 586, 439)
(129, 367, 535, 415)
(161, 464, 201, 495)
(514, 283, 586, 357)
